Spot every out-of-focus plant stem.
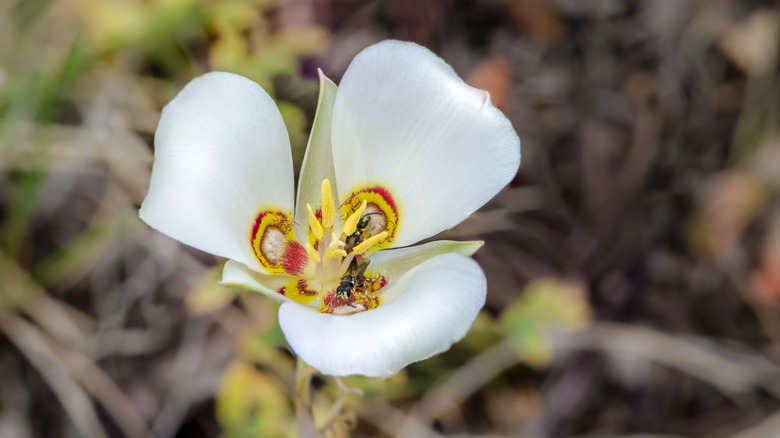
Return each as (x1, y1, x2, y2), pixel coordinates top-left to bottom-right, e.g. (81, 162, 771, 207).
(294, 357, 320, 438)
(294, 359, 364, 438)
(0, 311, 109, 438)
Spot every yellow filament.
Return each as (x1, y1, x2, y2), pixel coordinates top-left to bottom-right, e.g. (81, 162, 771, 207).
(351, 231, 388, 255)
(305, 242, 321, 264)
(342, 200, 368, 236)
(306, 204, 324, 240)
(320, 179, 335, 228)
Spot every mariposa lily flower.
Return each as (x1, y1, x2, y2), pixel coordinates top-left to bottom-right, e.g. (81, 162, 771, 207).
(140, 41, 520, 377)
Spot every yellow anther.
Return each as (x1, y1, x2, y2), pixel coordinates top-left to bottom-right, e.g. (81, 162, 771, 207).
(324, 247, 348, 265)
(320, 179, 335, 228)
(306, 203, 324, 240)
(305, 242, 321, 264)
(342, 200, 368, 236)
(330, 249, 348, 259)
(324, 239, 341, 260)
(351, 231, 389, 255)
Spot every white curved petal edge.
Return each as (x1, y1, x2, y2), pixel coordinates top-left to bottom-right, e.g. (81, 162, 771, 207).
(331, 40, 521, 248)
(219, 259, 292, 304)
(279, 253, 487, 377)
(294, 71, 339, 239)
(369, 240, 483, 290)
(140, 72, 295, 269)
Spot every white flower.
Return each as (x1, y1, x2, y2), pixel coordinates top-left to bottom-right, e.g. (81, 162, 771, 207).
(140, 41, 520, 377)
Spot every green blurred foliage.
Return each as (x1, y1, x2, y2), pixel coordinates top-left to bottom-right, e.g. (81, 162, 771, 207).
(501, 279, 592, 367)
(277, 101, 309, 165)
(187, 266, 241, 315)
(217, 361, 295, 438)
(0, 0, 328, 121)
(0, 0, 328, 285)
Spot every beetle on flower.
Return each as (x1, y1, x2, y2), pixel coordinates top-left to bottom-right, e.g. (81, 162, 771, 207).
(140, 41, 520, 377)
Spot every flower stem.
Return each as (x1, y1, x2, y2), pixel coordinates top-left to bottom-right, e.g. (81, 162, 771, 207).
(293, 359, 365, 437)
(294, 358, 319, 438)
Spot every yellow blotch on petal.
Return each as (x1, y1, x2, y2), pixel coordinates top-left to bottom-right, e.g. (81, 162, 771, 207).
(250, 210, 300, 275)
(340, 186, 400, 250)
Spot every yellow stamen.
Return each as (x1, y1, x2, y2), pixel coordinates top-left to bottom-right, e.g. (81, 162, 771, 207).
(306, 203, 324, 240)
(321, 179, 335, 228)
(324, 245, 348, 265)
(342, 200, 368, 237)
(305, 242, 321, 264)
(330, 249, 348, 259)
(325, 238, 343, 258)
(351, 231, 388, 255)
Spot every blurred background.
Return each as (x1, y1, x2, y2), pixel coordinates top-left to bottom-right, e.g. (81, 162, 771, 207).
(2, 0, 780, 437)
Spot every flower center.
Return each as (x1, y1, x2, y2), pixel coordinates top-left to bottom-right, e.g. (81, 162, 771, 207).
(305, 179, 389, 315)
(251, 179, 399, 315)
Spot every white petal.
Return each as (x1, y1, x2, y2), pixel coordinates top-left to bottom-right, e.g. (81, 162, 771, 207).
(294, 71, 339, 239)
(220, 260, 292, 304)
(140, 72, 295, 269)
(278, 253, 486, 377)
(369, 240, 483, 286)
(331, 41, 520, 248)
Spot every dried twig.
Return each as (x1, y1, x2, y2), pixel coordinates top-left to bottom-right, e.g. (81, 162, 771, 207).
(555, 323, 780, 400)
(726, 410, 780, 438)
(0, 312, 108, 438)
(58, 348, 150, 438)
(400, 338, 521, 435)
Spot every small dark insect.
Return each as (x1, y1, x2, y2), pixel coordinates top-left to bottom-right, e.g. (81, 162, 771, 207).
(334, 259, 369, 307)
(345, 212, 383, 250)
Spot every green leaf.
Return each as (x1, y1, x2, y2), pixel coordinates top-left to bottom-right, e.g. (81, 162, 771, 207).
(277, 101, 308, 168)
(500, 279, 592, 368)
(186, 266, 238, 315)
(216, 361, 294, 438)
